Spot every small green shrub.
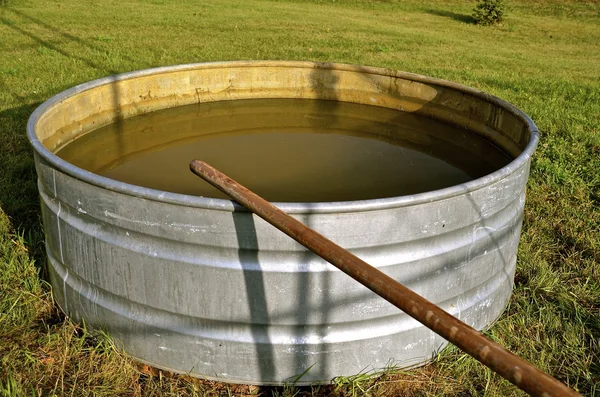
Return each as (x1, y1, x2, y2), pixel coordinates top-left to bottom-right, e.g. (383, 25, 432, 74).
(472, 0, 505, 25)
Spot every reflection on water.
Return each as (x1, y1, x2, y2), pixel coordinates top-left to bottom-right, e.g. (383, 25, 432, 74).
(56, 98, 511, 202)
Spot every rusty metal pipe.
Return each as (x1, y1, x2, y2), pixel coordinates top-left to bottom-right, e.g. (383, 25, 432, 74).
(190, 160, 579, 397)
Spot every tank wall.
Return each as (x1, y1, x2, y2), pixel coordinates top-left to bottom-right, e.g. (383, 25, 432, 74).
(30, 62, 537, 384)
(35, 155, 530, 383)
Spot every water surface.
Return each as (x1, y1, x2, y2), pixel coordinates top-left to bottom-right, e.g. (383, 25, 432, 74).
(57, 98, 511, 202)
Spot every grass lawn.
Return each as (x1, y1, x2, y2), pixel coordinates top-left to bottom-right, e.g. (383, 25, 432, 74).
(1, 0, 599, 395)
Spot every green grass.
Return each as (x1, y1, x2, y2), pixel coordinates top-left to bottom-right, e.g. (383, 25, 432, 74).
(1, 0, 599, 395)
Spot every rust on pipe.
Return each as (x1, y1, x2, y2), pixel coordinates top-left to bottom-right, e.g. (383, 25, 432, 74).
(190, 159, 580, 397)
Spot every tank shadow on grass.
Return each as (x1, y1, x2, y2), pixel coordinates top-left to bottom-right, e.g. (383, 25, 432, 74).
(0, 102, 46, 269)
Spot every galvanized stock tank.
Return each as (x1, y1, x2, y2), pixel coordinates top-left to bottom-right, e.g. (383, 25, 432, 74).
(28, 61, 538, 385)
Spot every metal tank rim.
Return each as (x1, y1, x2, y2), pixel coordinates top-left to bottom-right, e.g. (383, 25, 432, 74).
(27, 60, 539, 214)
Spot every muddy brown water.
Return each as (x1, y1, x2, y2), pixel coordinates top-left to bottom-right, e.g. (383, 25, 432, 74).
(56, 98, 511, 202)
